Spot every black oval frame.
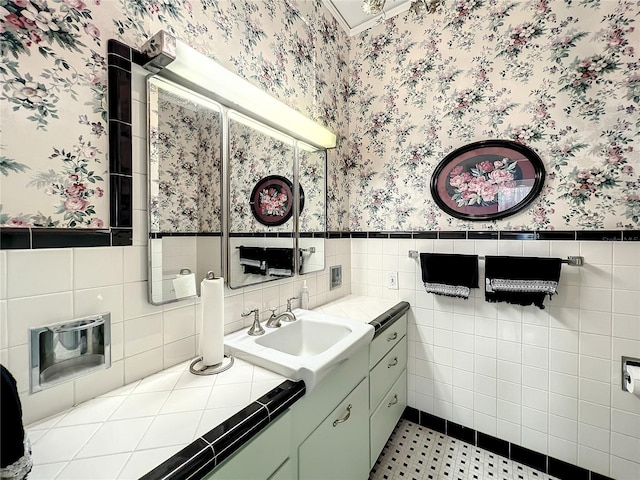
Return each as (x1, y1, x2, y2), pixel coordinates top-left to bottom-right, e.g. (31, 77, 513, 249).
(249, 175, 305, 226)
(430, 140, 545, 221)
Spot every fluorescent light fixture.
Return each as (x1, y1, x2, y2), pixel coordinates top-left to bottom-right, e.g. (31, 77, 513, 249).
(142, 31, 336, 149)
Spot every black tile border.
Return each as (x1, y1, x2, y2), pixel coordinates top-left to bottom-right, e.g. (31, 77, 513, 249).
(3, 228, 640, 250)
(141, 379, 305, 480)
(150, 232, 222, 239)
(369, 301, 410, 336)
(401, 407, 614, 480)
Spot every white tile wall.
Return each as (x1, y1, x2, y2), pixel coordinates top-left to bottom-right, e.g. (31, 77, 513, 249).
(1, 238, 350, 425)
(353, 238, 640, 479)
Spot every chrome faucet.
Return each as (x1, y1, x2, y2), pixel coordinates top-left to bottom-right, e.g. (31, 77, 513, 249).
(242, 308, 264, 336)
(265, 297, 298, 328)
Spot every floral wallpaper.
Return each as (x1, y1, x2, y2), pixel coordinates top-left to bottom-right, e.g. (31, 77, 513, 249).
(347, 0, 639, 231)
(228, 113, 296, 233)
(148, 79, 221, 233)
(299, 147, 326, 232)
(0, 0, 351, 231)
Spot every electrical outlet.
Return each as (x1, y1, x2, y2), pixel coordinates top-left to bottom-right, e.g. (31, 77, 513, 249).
(387, 271, 398, 290)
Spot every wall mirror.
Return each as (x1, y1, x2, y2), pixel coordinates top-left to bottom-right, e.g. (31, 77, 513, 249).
(227, 112, 297, 289)
(147, 76, 222, 304)
(298, 143, 326, 275)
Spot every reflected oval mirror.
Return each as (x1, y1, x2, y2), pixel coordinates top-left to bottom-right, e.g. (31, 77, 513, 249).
(147, 76, 222, 305)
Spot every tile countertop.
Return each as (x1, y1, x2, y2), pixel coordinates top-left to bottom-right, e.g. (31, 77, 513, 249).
(25, 296, 410, 480)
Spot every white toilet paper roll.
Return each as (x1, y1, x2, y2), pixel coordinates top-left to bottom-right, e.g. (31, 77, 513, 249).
(625, 365, 640, 395)
(199, 276, 225, 367)
(173, 273, 196, 298)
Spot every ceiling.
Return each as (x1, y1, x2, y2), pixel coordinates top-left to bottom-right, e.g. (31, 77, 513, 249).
(322, 0, 412, 36)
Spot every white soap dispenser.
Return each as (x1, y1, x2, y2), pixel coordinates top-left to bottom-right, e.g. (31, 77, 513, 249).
(300, 280, 310, 309)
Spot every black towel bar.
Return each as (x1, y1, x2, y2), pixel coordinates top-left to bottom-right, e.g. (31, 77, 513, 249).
(408, 250, 584, 266)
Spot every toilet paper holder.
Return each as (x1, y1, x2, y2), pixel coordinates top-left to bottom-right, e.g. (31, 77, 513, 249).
(622, 356, 640, 391)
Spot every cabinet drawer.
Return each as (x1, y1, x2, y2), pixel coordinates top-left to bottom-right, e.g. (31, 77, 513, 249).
(370, 371, 407, 469)
(370, 336, 407, 410)
(370, 314, 407, 368)
(299, 378, 370, 480)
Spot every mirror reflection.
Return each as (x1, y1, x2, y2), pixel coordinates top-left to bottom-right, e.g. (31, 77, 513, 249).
(298, 145, 326, 275)
(147, 76, 222, 305)
(227, 112, 296, 289)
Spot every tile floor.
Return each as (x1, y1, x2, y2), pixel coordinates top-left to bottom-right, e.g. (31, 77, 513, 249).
(370, 420, 560, 480)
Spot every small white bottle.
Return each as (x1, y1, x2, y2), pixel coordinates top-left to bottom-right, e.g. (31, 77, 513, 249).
(300, 280, 310, 309)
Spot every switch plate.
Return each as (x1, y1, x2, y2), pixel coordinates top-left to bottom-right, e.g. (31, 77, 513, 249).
(387, 271, 398, 290)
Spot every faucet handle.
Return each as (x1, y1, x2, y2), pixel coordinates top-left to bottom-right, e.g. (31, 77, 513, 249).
(242, 309, 264, 336)
(241, 308, 259, 320)
(286, 297, 298, 311)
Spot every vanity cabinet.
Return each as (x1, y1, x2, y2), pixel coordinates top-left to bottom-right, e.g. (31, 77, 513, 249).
(298, 378, 369, 480)
(207, 411, 291, 480)
(368, 314, 408, 468)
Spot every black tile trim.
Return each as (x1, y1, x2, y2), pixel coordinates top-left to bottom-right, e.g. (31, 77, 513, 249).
(107, 39, 132, 60)
(576, 230, 622, 242)
(548, 456, 590, 480)
(390, 233, 412, 239)
(438, 231, 467, 240)
(205, 404, 270, 465)
(412, 232, 438, 239)
(228, 232, 294, 238)
(403, 408, 610, 480)
(536, 230, 576, 240)
(150, 232, 222, 239)
(623, 230, 640, 241)
(371, 301, 410, 336)
(0, 228, 31, 249)
(140, 438, 213, 480)
(446, 420, 476, 444)
(142, 379, 305, 480)
(499, 231, 538, 240)
(511, 444, 547, 472)
(255, 380, 305, 421)
(368, 232, 389, 238)
(477, 432, 509, 458)
(351, 232, 367, 238)
(32, 229, 111, 248)
(468, 231, 499, 240)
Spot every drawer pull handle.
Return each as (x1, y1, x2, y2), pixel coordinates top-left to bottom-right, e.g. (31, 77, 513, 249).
(333, 404, 352, 427)
(387, 332, 398, 342)
(388, 357, 398, 368)
(388, 394, 398, 407)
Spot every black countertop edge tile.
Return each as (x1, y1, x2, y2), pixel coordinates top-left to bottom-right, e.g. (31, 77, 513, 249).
(255, 380, 306, 421)
(548, 456, 589, 480)
(446, 420, 476, 445)
(140, 438, 213, 480)
(476, 432, 509, 458)
(202, 402, 267, 446)
(438, 231, 467, 240)
(371, 302, 410, 338)
(210, 411, 271, 466)
(510, 444, 547, 472)
(369, 320, 383, 331)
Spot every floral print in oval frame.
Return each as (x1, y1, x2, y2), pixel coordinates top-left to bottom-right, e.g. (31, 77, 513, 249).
(250, 175, 305, 227)
(430, 140, 545, 221)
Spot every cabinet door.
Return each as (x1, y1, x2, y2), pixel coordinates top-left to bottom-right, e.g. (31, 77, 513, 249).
(299, 378, 369, 480)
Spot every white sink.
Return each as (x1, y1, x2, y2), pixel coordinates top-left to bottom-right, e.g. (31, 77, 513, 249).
(224, 309, 374, 391)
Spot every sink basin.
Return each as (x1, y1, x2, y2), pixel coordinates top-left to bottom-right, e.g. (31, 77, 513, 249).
(224, 309, 374, 392)
(255, 320, 351, 356)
